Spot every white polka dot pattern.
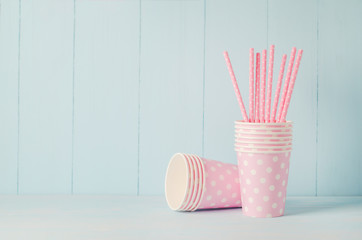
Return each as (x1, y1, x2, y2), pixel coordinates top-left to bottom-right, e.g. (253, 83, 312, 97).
(237, 151, 291, 218)
(197, 157, 242, 210)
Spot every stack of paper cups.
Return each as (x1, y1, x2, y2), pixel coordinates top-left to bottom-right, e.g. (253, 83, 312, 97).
(165, 153, 242, 211)
(234, 121, 293, 218)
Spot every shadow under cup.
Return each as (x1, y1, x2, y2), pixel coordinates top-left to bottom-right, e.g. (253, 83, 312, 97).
(235, 121, 293, 218)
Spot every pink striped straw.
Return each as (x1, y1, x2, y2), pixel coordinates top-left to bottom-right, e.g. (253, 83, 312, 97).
(277, 47, 296, 122)
(265, 45, 275, 123)
(260, 49, 267, 123)
(255, 52, 260, 123)
(223, 51, 249, 122)
(280, 49, 303, 122)
(249, 48, 255, 122)
(271, 54, 287, 122)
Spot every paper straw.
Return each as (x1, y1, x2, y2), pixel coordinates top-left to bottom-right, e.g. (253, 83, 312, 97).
(271, 54, 287, 122)
(280, 49, 303, 122)
(277, 47, 296, 122)
(255, 52, 260, 123)
(266, 45, 275, 123)
(249, 48, 255, 122)
(223, 51, 249, 122)
(260, 49, 267, 123)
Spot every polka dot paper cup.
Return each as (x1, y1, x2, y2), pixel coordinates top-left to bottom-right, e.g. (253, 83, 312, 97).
(235, 121, 293, 218)
(165, 153, 242, 211)
(197, 156, 241, 210)
(236, 151, 291, 218)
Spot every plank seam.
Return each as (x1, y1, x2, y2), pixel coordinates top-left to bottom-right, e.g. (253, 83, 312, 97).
(316, 0, 319, 197)
(17, 0, 22, 195)
(71, 0, 76, 195)
(137, 0, 142, 196)
(202, 0, 206, 156)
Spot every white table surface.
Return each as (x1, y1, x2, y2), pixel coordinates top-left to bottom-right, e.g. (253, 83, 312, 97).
(0, 196, 361, 240)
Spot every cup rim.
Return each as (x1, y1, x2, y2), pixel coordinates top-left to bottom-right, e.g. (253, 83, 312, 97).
(235, 134, 293, 140)
(234, 144, 292, 150)
(234, 120, 293, 125)
(235, 130, 293, 135)
(234, 126, 293, 131)
(184, 154, 203, 211)
(234, 144, 293, 149)
(235, 139, 293, 144)
(234, 148, 292, 153)
(190, 155, 206, 211)
(180, 154, 197, 211)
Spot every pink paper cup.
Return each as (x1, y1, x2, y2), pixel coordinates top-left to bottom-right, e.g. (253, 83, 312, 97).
(234, 121, 293, 218)
(165, 153, 242, 211)
(196, 157, 241, 210)
(236, 151, 291, 218)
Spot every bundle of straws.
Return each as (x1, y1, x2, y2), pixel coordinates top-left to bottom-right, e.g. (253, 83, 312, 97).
(224, 45, 303, 123)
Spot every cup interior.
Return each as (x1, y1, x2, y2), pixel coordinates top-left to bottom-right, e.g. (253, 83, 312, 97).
(165, 153, 190, 211)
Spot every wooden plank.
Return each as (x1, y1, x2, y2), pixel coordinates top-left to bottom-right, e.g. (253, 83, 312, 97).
(318, 0, 362, 195)
(139, 1, 204, 194)
(0, 0, 19, 193)
(268, 0, 318, 195)
(204, 1, 267, 163)
(73, 0, 139, 194)
(18, 0, 74, 193)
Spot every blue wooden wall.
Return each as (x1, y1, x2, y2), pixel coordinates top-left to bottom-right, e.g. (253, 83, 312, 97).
(0, 0, 361, 195)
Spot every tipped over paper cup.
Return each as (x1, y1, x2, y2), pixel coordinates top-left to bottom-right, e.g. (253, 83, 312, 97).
(165, 153, 242, 211)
